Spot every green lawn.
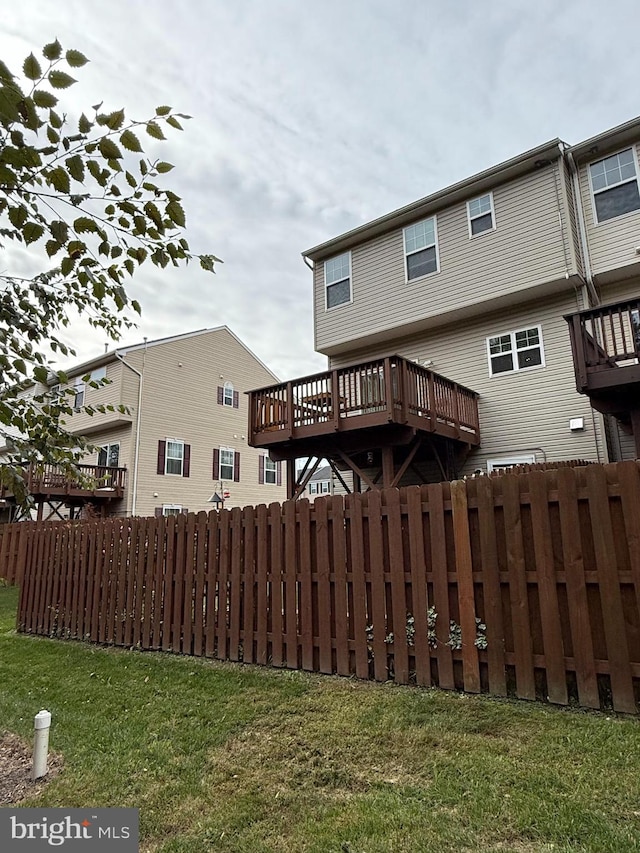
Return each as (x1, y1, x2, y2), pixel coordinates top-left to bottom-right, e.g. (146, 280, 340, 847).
(1, 585, 639, 852)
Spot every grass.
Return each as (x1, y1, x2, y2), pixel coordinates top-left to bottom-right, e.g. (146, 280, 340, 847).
(1, 585, 639, 852)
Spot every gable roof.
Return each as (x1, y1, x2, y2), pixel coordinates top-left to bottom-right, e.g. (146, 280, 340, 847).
(62, 327, 280, 383)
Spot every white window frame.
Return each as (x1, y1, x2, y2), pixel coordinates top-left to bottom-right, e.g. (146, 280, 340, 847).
(220, 447, 235, 481)
(486, 325, 545, 378)
(90, 366, 107, 382)
(467, 192, 496, 238)
(588, 146, 640, 225)
(223, 381, 234, 407)
(403, 217, 439, 282)
(165, 439, 184, 476)
(486, 454, 536, 473)
(324, 251, 352, 310)
(264, 456, 277, 485)
(162, 504, 183, 516)
(97, 443, 120, 467)
(73, 378, 85, 409)
(308, 482, 318, 495)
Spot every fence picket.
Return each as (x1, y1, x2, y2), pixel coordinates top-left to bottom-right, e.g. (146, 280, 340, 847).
(385, 488, 409, 684)
(556, 467, 599, 709)
(283, 500, 298, 669)
(255, 504, 269, 665)
(331, 495, 350, 676)
(405, 486, 430, 687)
(315, 497, 333, 674)
(269, 502, 284, 667)
(241, 505, 256, 664)
(229, 507, 243, 662)
(427, 483, 455, 690)
(450, 480, 481, 693)
(347, 493, 370, 679)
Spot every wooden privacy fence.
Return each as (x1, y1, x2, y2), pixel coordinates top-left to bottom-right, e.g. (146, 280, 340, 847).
(6, 461, 640, 714)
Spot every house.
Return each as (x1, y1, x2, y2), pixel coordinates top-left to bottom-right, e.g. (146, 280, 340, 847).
(303, 464, 332, 498)
(248, 116, 640, 496)
(10, 327, 286, 519)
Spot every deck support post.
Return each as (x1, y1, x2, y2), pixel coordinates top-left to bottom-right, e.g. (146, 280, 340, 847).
(631, 408, 640, 459)
(381, 447, 394, 489)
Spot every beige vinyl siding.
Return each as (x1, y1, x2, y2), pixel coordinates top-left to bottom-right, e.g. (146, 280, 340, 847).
(597, 276, 640, 306)
(61, 359, 134, 436)
(315, 161, 576, 355)
(578, 141, 640, 280)
(122, 329, 285, 517)
(329, 289, 608, 474)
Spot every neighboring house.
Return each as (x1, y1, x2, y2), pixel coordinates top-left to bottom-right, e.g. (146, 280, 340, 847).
(23, 327, 286, 518)
(303, 465, 332, 498)
(249, 116, 640, 495)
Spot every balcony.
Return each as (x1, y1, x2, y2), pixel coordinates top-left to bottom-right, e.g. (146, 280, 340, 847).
(565, 297, 640, 454)
(249, 356, 479, 492)
(1, 463, 127, 501)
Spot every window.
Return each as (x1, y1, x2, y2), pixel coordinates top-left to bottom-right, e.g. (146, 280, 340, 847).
(264, 456, 277, 484)
(486, 454, 535, 473)
(325, 252, 351, 309)
(90, 366, 107, 382)
(162, 505, 183, 516)
(309, 480, 330, 495)
(73, 379, 84, 408)
(487, 326, 544, 376)
(97, 443, 119, 467)
(404, 218, 438, 280)
(589, 148, 640, 223)
(467, 193, 495, 236)
(166, 440, 184, 475)
(220, 448, 235, 481)
(223, 382, 234, 406)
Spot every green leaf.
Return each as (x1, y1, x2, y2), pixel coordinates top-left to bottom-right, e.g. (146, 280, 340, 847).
(98, 137, 122, 159)
(155, 105, 172, 116)
(48, 70, 76, 89)
(65, 49, 89, 68)
(125, 171, 137, 188)
(60, 256, 75, 276)
(78, 113, 92, 134)
(43, 40, 63, 61)
(7, 206, 28, 228)
(131, 299, 141, 314)
(67, 240, 86, 256)
(50, 220, 69, 243)
(23, 53, 42, 81)
(124, 259, 135, 276)
(22, 222, 45, 244)
(111, 245, 123, 258)
(155, 161, 174, 174)
(33, 366, 49, 383)
(33, 89, 58, 108)
(45, 239, 62, 257)
(144, 201, 163, 231)
(139, 159, 148, 176)
(0, 85, 21, 123)
(47, 125, 59, 144)
(146, 121, 165, 140)
(104, 204, 115, 216)
(66, 154, 84, 182)
(120, 129, 142, 152)
(48, 166, 70, 194)
(92, 278, 106, 299)
(13, 358, 27, 375)
(105, 109, 125, 131)
(74, 217, 98, 233)
(166, 200, 186, 228)
(136, 248, 147, 264)
(166, 116, 183, 131)
(49, 109, 63, 129)
(133, 215, 146, 235)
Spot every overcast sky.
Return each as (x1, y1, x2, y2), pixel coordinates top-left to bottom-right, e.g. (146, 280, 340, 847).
(3, 0, 640, 381)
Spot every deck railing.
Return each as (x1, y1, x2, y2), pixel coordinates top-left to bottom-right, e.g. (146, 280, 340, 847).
(565, 298, 640, 391)
(249, 355, 480, 445)
(1, 463, 127, 498)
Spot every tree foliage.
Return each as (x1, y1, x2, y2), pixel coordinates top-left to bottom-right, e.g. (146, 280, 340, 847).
(0, 41, 219, 504)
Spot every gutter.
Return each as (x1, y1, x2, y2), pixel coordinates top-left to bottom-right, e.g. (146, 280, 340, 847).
(565, 148, 599, 306)
(114, 350, 144, 516)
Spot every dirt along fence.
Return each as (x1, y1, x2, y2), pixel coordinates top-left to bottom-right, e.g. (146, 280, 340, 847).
(2, 461, 640, 714)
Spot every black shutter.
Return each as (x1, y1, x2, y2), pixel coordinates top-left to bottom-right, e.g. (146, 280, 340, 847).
(233, 452, 240, 482)
(212, 448, 220, 480)
(157, 440, 166, 475)
(259, 455, 264, 484)
(233, 390, 239, 409)
(217, 386, 223, 405)
(277, 462, 282, 486)
(154, 507, 162, 517)
(183, 443, 191, 478)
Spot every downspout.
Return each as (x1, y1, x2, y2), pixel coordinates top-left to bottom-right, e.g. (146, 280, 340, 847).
(565, 146, 599, 307)
(115, 349, 144, 516)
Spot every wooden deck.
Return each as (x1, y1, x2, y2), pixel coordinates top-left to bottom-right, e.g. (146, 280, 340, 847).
(1, 463, 127, 501)
(248, 355, 480, 473)
(565, 297, 640, 454)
